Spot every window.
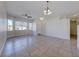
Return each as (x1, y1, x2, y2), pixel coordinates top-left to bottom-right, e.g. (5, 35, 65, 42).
(8, 19, 13, 31)
(15, 21, 22, 30)
(22, 22, 27, 30)
(15, 21, 27, 30)
(29, 23, 32, 30)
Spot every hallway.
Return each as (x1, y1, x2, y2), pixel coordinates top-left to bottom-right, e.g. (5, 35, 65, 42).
(1, 35, 79, 57)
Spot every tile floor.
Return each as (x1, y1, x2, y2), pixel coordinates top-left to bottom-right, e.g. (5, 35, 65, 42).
(0, 35, 79, 57)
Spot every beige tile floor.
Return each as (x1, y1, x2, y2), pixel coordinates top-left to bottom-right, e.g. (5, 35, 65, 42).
(0, 35, 79, 57)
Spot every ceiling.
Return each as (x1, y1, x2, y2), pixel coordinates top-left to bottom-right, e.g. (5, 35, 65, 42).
(5, 1, 79, 19)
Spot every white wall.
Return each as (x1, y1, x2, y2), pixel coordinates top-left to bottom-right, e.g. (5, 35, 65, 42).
(0, 2, 7, 55)
(8, 30, 31, 38)
(36, 16, 70, 40)
(36, 18, 46, 35)
(77, 25, 79, 49)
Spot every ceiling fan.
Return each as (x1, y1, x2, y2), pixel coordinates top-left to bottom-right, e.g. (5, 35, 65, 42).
(23, 13, 32, 19)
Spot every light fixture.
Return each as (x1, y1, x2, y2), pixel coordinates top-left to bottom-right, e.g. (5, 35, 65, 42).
(25, 16, 28, 19)
(40, 17, 44, 20)
(44, 1, 52, 15)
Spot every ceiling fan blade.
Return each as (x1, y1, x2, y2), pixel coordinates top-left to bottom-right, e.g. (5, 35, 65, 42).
(28, 16, 32, 18)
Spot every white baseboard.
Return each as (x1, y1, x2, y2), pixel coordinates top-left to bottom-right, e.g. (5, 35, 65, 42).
(38, 33, 70, 40)
(0, 38, 7, 56)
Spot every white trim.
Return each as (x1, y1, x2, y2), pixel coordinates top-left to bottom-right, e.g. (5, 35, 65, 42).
(0, 37, 7, 56)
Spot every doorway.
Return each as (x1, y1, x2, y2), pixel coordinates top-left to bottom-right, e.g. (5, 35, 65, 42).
(70, 18, 77, 48)
(70, 20, 77, 39)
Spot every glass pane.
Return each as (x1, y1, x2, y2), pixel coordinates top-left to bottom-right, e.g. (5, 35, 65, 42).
(8, 19, 13, 31)
(15, 21, 27, 30)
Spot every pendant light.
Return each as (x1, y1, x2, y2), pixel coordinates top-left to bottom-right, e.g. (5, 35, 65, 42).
(44, 1, 52, 15)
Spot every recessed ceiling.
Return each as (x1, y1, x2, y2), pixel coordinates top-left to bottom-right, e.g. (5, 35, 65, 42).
(5, 1, 79, 19)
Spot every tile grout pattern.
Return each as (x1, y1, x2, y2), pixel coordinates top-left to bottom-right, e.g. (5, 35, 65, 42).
(0, 35, 79, 57)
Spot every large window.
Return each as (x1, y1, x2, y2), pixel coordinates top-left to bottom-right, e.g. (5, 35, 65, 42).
(15, 21, 22, 30)
(15, 21, 27, 30)
(8, 19, 13, 31)
(8, 19, 33, 31)
(22, 22, 27, 30)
